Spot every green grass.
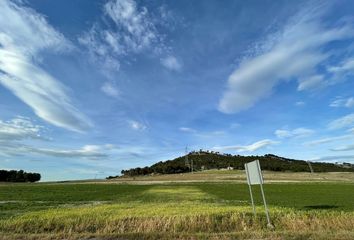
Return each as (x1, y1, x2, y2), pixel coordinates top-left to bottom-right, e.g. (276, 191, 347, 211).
(0, 182, 353, 239)
(198, 182, 354, 211)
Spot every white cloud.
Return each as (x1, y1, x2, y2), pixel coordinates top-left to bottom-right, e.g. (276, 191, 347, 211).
(218, 5, 354, 113)
(0, 116, 114, 160)
(330, 98, 346, 107)
(328, 113, 354, 130)
(179, 127, 226, 138)
(347, 99, 354, 108)
(288, 128, 315, 138)
(328, 58, 354, 74)
(297, 75, 325, 91)
(79, 0, 165, 77)
(330, 144, 354, 152)
(129, 120, 147, 130)
(0, 116, 43, 141)
(161, 55, 182, 71)
(101, 82, 120, 97)
(330, 97, 354, 108)
(304, 135, 353, 146)
(213, 139, 278, 152)
(0, 142, 114, 160)
(29, 144, 112, 159)
(104, 0, 158, 52)
(311, 155, 354, 163)
(274, 130, 292, 138)
(0, 0, 92, 132)
(275, 127, 314, 139)
(179, 127, 197, 133)
(295, 101, 305, 106)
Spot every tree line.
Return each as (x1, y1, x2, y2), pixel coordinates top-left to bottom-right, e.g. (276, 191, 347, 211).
(115, 152, 354, 177)
(0, 170, 41, 182)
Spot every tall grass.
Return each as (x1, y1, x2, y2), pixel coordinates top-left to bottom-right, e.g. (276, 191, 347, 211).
(1, 183, 353, 239)
(0, 202, 353, 236)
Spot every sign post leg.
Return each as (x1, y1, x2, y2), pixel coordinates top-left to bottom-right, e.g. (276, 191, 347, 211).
(259, 183, 272, 227)
(245, 164, 256, 217)
(248, 183, 256, 217)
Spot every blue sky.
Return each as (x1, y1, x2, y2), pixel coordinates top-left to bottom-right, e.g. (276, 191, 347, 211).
(1, 0, 354, 181)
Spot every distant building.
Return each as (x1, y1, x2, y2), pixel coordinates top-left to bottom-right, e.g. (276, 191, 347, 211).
(220, 166, 234, 171)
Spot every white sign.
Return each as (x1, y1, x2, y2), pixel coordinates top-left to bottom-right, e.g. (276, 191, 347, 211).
(244, 159, 272, 227)
(245, 160, 263, 185)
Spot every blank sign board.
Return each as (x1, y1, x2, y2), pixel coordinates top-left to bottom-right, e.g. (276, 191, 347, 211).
(245, 160, 263, 185)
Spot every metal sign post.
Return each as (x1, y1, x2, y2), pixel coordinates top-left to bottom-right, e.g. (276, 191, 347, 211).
(245, 163, 256, 217)
(307, 161, 314, 173)
(245, 160, 272, 227)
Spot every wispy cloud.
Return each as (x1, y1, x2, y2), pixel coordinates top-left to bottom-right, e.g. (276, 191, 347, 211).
(0, 116, 44, 141)
(161, 55, 182, 71)
(330, 144, 354, 152)
(328, 58, 354, 75)
(311, 155, 354, 163)
(328, 113, 354, 130)
(0, 0, 92, 132)
(129, 120, 147, 131)
(179, 127, 197, 133)
(0, 142, 113, 160)
(104, 0, 160, 52)
(179, 127, 225, 138)
(304, 135, 353, 146)
(0, 117, 114, 160)
(101, 82, 120, 98)
(79, 0, 167, 77)
(213, 139, 278, 152)
(275, 127, 314, 139)
(295, 101, 306, 106)
(218, 4, 354, 113)
(330, 97, 354, 108)
(298, 75, 325, 91)
(28, 144, 112, 159)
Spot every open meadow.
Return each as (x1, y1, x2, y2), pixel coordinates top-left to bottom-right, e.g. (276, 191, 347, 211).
(0, 171, 354, 239)
(3, 0, 354, 239)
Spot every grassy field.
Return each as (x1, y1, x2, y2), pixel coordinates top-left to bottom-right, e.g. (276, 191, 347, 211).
(0, 172, 354, 239)
(109, 170, 354, 183)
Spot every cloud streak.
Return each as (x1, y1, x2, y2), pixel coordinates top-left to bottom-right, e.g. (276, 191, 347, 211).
(0, 116, 43, 141)
(304, 135, 353, 146)
(330, 97, 354, 108)
(213, 139, 278, 152)
(179, 127, 197, 133)
(0, 117, 113, 160)
(129, 120, 147, 131)
(0, 0, 92, 132)
(312, 155, 354, 163)
(218, 4, 354, 113)
(0, 142, 112, 160)
(161, 55, 182, 71)
(101, 82, 120, 98)
(330, 144, 354, 152)
(79, 0, 168, 77)
(275, 128, 314, 139)
(328, 113, 354, 130)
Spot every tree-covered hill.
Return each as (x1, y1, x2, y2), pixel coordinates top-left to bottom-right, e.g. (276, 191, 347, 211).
(114, 150, 354, 178)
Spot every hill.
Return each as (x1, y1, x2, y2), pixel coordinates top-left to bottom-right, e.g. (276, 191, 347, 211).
(113, 151, 354, 178)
